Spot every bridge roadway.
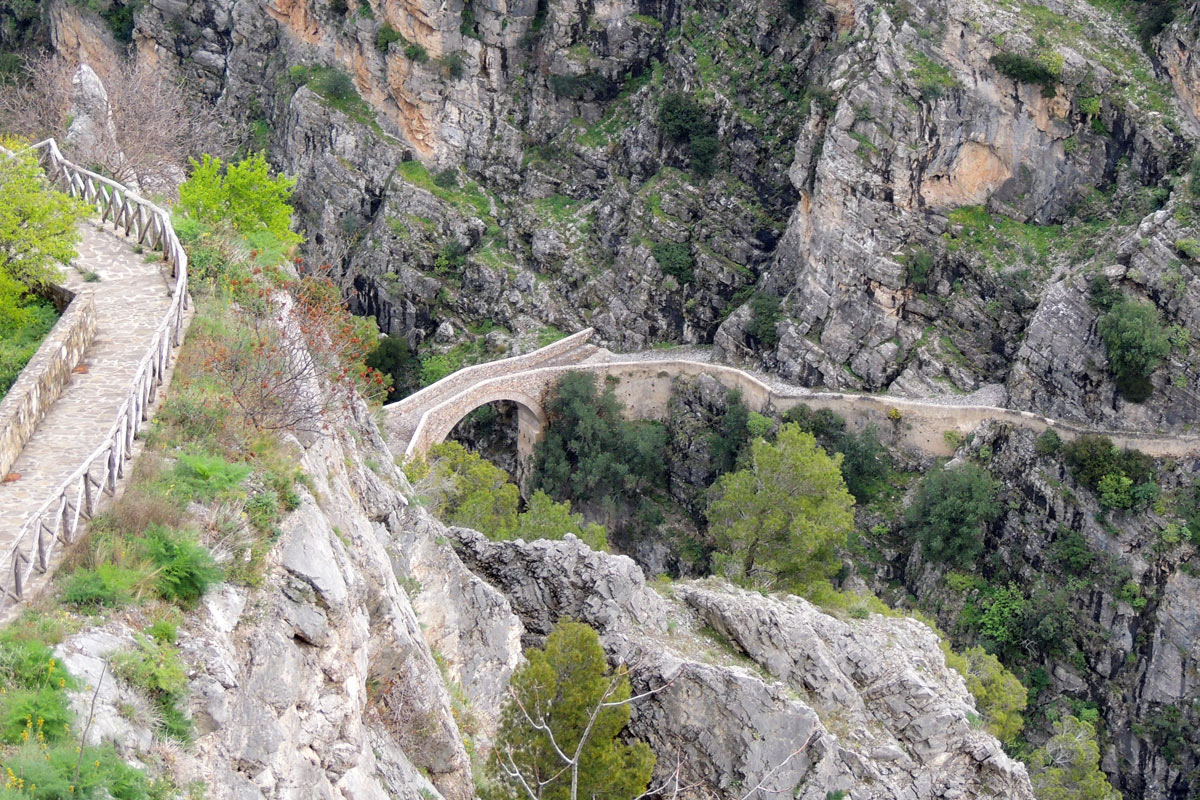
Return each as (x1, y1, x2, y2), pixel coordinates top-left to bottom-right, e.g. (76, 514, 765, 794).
(383, 329, 1200, 466)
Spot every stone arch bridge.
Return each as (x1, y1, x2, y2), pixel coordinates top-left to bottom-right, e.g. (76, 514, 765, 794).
(383, 329, 1200, 468)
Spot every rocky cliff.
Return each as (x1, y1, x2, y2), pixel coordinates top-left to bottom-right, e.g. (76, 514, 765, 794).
(103, 0, 1200, 429)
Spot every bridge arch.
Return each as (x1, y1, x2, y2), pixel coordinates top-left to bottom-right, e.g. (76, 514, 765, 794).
(407, 387, 548, 468)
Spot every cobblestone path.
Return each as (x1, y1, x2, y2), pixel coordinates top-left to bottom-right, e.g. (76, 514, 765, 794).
(0, 221, 176, 540)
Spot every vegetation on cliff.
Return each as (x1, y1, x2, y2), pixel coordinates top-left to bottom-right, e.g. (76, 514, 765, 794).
(0, 143, 85, 395)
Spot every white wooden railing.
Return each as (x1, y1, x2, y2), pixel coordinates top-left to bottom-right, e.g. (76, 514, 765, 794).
(0, 140, 189, 608)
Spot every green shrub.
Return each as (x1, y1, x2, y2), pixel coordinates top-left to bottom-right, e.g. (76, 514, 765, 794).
(1034, 429, 1062, 457)
(659, 93, 707, 142)
(748, 292, 782, 348)
(651, 241, 694, 284)
(746, 411, 774, 440)
(366, 335, 421, 398)
(0, 144, 89, 290)
(688, 133, 719, 177)
(434, 241, 468, 274)
(404, 41, 428, 62)
(310, 66, 357, 100)
(170, 451, 252, 503)
(1051, 527, 1095, 575)
(548, 71, 616, 99)
(244, 489, 281, 532)
(60, 564, 147, 609)
(407, 441, 518, 537)
(978, 583, 1028, 647)
(1098, 298, 1170, 402)
(1087, 274, 1122, 310)
(147, 619, 178, 644)
(708, 390, 752, 475)
(3, 740, 169, 800)
(834, 426, 888, 501)
(989, 52, 1057, 96)
(0, 278, 57, 396)
(0, 638, 74, 692)
(1098, 472, 1134, 509)
(440, 51, 465, 79)
(112, 635, 191, 741)
(375, 22, 401, 50)
(97, 0, 144, 43)
(1118, 580, 1148, 610)
(1174, 238, 1200, 260)
(1063, 434, 1119, 489)
(904, 464, 1002, 568)
(658, 93, 721, 177)
(433, 168, 459, 188)
(781, 405, 889, 501)
(905, 247, 935, 289)
(143, 525, 221, 607)
(178, 153, 302, 249)
(0, 687, 73, 744)
(513, 490, 609, 551)
(785, 0, 808, 19)
(942, 644, 1027, 742)
(783, 404, 847, 439)
(419, 352, 457, 386)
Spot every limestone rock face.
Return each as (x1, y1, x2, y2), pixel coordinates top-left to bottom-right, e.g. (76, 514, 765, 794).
(118, 0, 1200, 427)
(451, 529, 1035, 800)
(172, 423, 476, 800)
(875, 421, 1200, 800)
(64, 64, 120, 164)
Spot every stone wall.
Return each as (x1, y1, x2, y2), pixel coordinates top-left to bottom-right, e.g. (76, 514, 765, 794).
(0, 290, 96, 478)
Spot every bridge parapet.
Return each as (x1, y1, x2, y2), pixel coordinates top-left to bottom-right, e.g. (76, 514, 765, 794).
(396, 354, 1200, 465)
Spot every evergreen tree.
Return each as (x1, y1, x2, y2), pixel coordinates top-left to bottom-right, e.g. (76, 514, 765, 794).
(706, 423, 855, 592)
(407, 441, 519, 537)
(1029, 715, 1122, 800)
(515, 490, 608, 551)
(490, 620, 655, 800)
(532, 372, 666, 509)
(904, 464, 1001, 568)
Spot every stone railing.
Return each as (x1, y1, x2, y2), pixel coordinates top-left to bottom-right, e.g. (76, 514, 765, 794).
(0, 291, 97, 478)
(384, 328, 594, 418)
(0, 140, 189, 608)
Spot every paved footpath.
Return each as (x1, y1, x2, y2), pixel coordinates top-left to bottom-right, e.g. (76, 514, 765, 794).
(0, 220, 176, 541)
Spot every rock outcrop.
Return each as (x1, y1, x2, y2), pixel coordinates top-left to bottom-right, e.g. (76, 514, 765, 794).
(48, 395, 1037, 800)
(452, 527, 1035, 799)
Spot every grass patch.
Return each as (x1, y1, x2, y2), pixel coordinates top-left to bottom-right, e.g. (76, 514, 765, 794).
(397, 161, 496, 221)
(112, 634, 192, 741)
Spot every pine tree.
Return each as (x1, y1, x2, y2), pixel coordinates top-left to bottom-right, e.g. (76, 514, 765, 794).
(490, 620, 655, 800)
(1029, 715, 1122, 800)
(706, 423, 855, 592)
